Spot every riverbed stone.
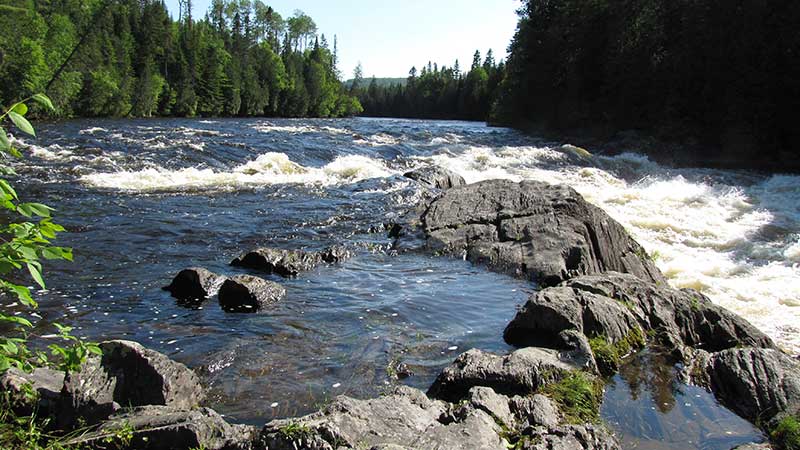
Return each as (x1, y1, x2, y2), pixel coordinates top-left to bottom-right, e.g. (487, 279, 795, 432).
(403, 165, 466, 190)
(162, 267, 226, 302)
(218, 275, 286, 312)
(427, 347, 585, 402)
(66, 406, 258, 450)
(230, 246, 351, 277)
(416, 179, 666, 287)
(61, 340, 204, 426)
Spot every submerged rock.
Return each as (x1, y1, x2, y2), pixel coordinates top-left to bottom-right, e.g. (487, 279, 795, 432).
(162, 267, 226, 302)
(62, 340, 204, 426)
(230, 245, 351, 277)
(218, 275, 286, 312)
(416, 180, 665, 287)
(403, 165, 466, 190)
(66, 406, 258, 450)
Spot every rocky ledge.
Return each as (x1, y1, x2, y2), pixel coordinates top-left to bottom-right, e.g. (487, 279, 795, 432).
(393, 179, 666, 287)
(4, 177, 798, 450)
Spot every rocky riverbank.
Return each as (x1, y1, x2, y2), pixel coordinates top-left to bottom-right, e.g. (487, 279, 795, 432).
(3, 173, 797, 449)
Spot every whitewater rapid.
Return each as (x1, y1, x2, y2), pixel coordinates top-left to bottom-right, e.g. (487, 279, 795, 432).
(17, 119, 800, 354)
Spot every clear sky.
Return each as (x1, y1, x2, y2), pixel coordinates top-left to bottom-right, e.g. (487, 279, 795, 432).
(164, 0, 521, 79)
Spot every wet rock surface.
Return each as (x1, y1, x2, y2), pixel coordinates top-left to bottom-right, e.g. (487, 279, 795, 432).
(162, 267, 226, 302)
(217, 275, 286, 312)
(230, 245, 351, 277)
(410, 180, 666, 287)
(403, 165, 466, 190)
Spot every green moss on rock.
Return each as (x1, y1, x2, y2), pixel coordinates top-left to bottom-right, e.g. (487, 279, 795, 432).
(772, 415, 800, 450)
(540, 371, 604, 424)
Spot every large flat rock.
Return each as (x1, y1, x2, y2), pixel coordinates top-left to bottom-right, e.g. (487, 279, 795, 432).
(418, 180, 666, 287)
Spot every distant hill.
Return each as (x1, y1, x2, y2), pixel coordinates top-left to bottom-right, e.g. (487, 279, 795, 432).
(344, 77, 407, 89)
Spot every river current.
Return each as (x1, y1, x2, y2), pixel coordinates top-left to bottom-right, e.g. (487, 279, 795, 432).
(7, 117, 799, 448)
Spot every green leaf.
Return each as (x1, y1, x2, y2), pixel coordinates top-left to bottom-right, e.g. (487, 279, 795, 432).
(0, 128, 9, 151)
(42, 246, 72, 261)
(27, 262, 45, 289)
(31, 94, 54, 111)
(87, 344, 103, 356)
(0, 166, 17, 176)
(0, 179, 18, 200)
(8, 111, 35, 137)
(11, 103, 28, 116)
(0, 315, 33, 327)
(3, 283, 35, 307)
(18, 202, 52, 217)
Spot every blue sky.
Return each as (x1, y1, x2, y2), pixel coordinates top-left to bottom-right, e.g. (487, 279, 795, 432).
(164, 1, 521, 78)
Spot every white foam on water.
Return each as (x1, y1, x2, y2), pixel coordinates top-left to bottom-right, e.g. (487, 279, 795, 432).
(253, 123, 350, 135)
(424, 145, 800, 353)
(354, 133, 399, 146)
(80, 152, 395, 191)
(78, 127, 108, 135)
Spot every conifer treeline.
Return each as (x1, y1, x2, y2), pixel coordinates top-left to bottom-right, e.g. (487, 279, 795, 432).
(490, 0, 800, 167)
(352, 50, 504, 121)
(0, 0, 362, 118)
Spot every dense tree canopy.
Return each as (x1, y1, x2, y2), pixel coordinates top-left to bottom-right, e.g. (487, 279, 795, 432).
(491, 0, 800, 166)
(353, 51, 504, 121)
(0, 0, 361, 118)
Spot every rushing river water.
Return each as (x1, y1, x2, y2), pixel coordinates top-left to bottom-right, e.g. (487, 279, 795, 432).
(6, 117, 798, 448)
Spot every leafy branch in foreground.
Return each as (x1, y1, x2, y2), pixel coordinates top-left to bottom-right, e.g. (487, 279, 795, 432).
(0, 94, 99, 375)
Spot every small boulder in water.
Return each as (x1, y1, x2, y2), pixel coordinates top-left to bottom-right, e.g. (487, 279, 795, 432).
(218, 275, 286, 312)
(403, 165, 466, 190)
(162, 268, 226, 302)
(230, 246, 351, 277)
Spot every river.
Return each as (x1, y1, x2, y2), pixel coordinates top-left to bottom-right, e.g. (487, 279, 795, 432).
(8, 117, 798, 448)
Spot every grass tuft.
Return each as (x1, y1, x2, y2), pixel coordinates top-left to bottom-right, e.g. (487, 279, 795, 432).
(540, 371, 604, 424)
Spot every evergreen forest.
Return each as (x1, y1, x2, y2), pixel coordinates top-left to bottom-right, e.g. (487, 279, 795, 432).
(0, 0, 362, 118)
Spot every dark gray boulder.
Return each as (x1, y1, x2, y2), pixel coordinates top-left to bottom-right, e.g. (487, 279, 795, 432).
(230, 246, 351, 277)
(162, 267, 226, 302)
(505, 273, 775, 358)
(699, 348, 800, 425)
(218, 275, 286, 312)
(403, 166, 466, 190)
(66, 406, 258, 450)
(0, 367, 64, 417)
(61, 340, 204, 426)
(427, 347, 587, 402)
(418, 180, 666, 287)
(504, 285, 641, 351)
